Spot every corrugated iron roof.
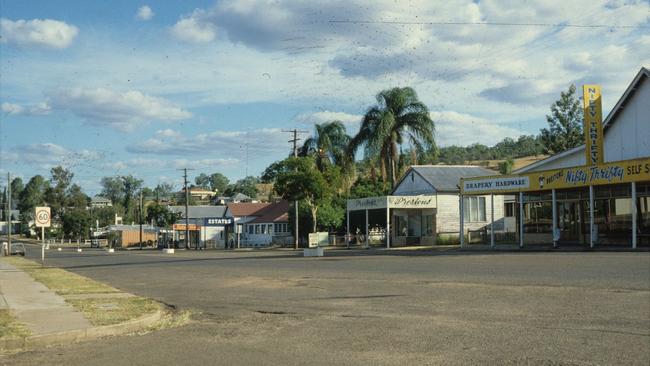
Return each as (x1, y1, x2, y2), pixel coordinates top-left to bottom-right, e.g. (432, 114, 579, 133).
(398, 165, 497, 192)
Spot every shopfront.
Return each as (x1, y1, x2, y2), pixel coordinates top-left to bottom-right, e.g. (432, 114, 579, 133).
(346, 165, 501, 247)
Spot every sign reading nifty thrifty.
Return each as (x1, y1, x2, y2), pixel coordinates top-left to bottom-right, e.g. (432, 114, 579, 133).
(583, 85, 604, 165)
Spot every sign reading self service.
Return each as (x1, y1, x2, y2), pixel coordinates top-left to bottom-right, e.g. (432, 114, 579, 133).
(204, 217, 233, 226)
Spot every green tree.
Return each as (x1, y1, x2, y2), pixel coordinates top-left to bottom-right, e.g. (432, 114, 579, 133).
(153, 182, 174, 202)
(194, 173, 210, 189)
(274, 157, 339, 233)
(209, 173, 229, 193)
(348, 87, 435, 188)
(62, 209, 93, 240)
(66, 184, 89, 209)
(120, 175, 143, 221)
(146, 202, 180, 227)
(224, 176, 259, 198)
(100, 177, 124, 204)
(45, 166, 74, 222)
(17, 175, 49, 234)
(498, 158, 515, 174)
(10, 177, 24, 206)
(540, 84, 584, 154)
(300, 121, 351, 171)
(93, 205, 119, 227)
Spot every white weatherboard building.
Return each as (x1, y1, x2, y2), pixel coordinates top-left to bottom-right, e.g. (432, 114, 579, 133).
(462, 67, 650, 248)
(346, 166, 504, 247)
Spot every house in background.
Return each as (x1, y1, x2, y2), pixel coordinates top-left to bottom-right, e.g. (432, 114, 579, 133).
(90, 196, 112, 208)
(225, 200, 292, 247)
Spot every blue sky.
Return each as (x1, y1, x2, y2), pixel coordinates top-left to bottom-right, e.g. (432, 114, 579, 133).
(1, 0, 649, 194)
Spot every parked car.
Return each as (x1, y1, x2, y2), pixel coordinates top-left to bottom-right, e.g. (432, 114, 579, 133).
(10, 242, 26, 256)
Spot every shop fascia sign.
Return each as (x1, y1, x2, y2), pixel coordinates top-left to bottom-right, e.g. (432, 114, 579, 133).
(347, 195, 437, 210)
(461, 157, 650, 195)
(203, 217, 233, 226)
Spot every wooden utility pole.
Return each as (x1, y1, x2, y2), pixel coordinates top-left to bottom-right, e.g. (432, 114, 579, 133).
(139, 190, 143, 250)
(178, 168, 195, 250)
(7, 173, 11, 248)
(282, 129, 308, 250)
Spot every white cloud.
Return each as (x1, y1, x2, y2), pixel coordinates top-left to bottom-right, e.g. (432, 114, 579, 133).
(1, 143, 105, 169)
(296, 111, 363, 124)
(136, 6, 154, 21)
(431, 111, 521, 147)
(127, 128, 290, 156)
(2, 101, 51, 116)
(170, 10, 216, 43)
(0, 18, 78, 49)
(49, 88, 192, 131)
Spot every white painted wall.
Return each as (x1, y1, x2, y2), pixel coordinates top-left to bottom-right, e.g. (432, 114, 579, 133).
(436, 193, 504, 234)
(604, 78, 650, 162)
(392, 171, 435, 195)
(523, 74, 649, 172)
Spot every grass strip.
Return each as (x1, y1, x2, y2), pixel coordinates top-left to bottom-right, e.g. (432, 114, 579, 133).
(3, 257, 161, 327)
(0, 309, 30, 339)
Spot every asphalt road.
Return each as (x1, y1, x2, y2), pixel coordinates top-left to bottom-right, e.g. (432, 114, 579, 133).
(2, 243, 649, 365)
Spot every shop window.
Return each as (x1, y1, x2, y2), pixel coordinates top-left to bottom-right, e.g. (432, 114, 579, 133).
(463, 197, 486, 222)
(505, 202, 515, 217)
(396, 216, 408, 236)
(422, 215, 434, 236)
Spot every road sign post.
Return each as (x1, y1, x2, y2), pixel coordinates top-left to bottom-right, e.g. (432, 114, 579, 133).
(35, 207, 51, 266)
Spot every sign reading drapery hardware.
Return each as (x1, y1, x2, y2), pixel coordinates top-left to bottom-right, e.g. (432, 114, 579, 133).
(461, 157, 650, 195)
(203, 217, 233, 226)
(583, 84, 604, 165)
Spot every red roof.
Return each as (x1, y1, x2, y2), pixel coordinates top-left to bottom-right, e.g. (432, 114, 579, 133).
(227, 200, 289, 223)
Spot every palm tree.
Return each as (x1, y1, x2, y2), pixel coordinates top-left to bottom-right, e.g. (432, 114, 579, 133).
(299, 121, 351, 172)
(347, 87, 435, 188)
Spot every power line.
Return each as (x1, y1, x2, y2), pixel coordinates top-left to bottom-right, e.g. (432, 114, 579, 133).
(327, 19, 650, 29)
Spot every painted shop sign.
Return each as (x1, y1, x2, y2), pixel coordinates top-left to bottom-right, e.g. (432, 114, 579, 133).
(347, 196, 437, 210)
(461, 157, 650, 195)
(204, 217, 233, 226)
(388, 196, 436, 208)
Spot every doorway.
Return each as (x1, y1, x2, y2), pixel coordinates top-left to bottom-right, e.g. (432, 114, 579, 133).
(558, 200, 585, 244)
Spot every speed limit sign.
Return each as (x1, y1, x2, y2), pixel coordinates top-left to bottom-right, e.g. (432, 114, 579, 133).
(35, 207, 51, 228)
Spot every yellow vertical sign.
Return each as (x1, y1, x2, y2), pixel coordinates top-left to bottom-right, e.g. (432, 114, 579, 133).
(583, 85, 604, 165)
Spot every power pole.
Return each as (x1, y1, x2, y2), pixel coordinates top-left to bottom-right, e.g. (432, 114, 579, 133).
(282, 129, 308, 250)
(7, 173, 11, 248)
(139, 190, 143, 250)
(178, 168, 195, 250)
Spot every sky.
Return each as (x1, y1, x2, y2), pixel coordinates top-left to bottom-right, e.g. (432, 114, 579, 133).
(1, 0, 649, 195)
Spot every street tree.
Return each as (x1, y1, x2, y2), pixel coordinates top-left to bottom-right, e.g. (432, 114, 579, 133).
(540, 84, 584, 154)
(348, 87, 435, 188)
(273, 157, 340, 233)
(61, 209, 92, 240)
(146, 202, 180, 227)
(45, 166, 74, 222)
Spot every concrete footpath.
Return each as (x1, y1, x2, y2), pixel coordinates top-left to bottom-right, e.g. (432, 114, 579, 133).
(0, 260, 92, 335)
